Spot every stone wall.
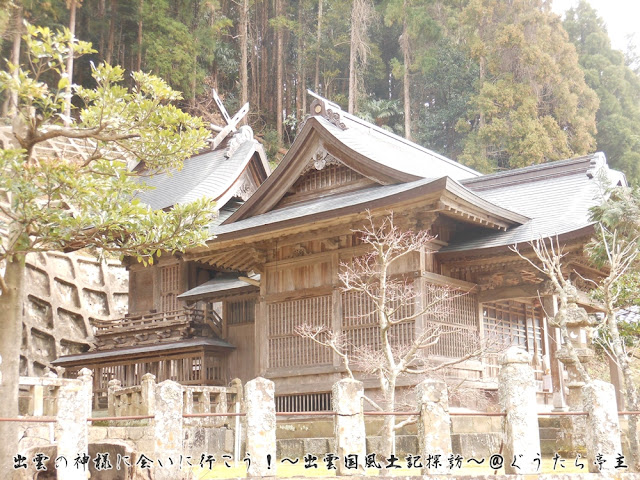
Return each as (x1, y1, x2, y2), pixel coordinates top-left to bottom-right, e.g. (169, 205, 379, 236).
(21, 252, 128, 376)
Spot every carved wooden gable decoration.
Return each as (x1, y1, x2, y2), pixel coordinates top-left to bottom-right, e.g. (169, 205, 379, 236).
(274, 146, 376, 209)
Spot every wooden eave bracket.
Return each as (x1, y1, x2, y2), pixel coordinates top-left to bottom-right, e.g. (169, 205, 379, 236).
(437, 198, 511, 231)
(198, 247, 266, 273)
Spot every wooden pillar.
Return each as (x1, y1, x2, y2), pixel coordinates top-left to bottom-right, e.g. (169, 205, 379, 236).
(541, 295, 566, 411)
(331, 252, 342, 368)
(257, 268, 269, 376)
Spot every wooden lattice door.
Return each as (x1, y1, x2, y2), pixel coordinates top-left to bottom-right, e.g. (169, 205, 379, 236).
(160, 264, 180, 312)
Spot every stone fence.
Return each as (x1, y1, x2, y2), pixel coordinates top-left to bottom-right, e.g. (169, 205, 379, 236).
(13, 346, 634, 478)
(107, 373, 240, 428)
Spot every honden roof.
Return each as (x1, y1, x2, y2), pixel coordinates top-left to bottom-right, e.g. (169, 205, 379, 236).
(313, 110, 480, 181)
(206, 95, 624, 255)
(210, 176, 528, 239)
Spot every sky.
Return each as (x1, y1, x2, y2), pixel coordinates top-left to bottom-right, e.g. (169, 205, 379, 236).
(551, 0, 640, 52)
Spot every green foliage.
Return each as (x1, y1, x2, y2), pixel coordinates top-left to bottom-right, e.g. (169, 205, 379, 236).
(589, 185, 640, 309)
(12, 0, 640, 180)
(564, 1, 640, 184)
(0, 23, 214, 265)
(358, 96, 402, 133)
(262, 128, 281, 161)
(416, 39, 478, 160)
(458, 0, 598, 172)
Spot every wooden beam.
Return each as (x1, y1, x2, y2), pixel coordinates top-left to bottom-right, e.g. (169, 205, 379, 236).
(239, 276, 260, 287)
(421, 271, 477, 292)
(478, 283, 552, 303)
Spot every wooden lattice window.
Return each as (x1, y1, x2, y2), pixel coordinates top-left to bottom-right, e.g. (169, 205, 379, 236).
(227, 298, 256, 325)
(160, 264, 180, 313)
(341, 288, 479, 359)
(422, 290, 479, 358)
(341, 290, 415, 353)
(276, 392, 332, 412)
(482, 300, 544, 356)
(268, 296, 333, 369)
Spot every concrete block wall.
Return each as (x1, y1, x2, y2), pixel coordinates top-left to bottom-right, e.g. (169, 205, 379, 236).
(21, 252, 128, 376)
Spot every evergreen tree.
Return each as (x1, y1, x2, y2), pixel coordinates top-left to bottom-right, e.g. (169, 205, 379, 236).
(564, 1, 640, 184)
(458, 0, 598, 171)
(416, 39, 478, 160)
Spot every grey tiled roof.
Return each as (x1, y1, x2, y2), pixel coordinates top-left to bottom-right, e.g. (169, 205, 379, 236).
(443, 154, 625, 252)
(212, 179, 434, 235)
(52, 338, 235, 364)
(618, 306, 640, 323)
(210, 176, 524, 237)
(316, 114, 480, 181)
(136, 140, 258, 210)
(178, 274, 260, 300)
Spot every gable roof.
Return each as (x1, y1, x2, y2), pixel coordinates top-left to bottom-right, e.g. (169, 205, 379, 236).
(225, 98, 480, 223)
(136, 126, 269, 211)
(440, 153, 626, 253)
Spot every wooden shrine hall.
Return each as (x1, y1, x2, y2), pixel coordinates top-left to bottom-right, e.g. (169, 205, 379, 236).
(54, 94, 625, 411)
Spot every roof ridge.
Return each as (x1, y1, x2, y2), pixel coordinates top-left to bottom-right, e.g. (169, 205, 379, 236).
(306, 91, 481, 178)
(462, 153, 601, 187)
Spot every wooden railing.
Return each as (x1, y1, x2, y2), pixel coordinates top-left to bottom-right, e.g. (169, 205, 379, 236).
(94, 307, 205, 335)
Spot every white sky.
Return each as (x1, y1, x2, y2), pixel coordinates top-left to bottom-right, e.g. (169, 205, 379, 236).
(552, 0, 640, 52)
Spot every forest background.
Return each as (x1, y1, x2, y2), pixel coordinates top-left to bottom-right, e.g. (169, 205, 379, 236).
(2, 0, 640, 182)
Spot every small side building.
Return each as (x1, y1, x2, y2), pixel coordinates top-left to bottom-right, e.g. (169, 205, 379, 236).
(54, 125, 269, 408)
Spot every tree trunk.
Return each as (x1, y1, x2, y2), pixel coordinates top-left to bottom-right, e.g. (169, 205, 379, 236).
(239, 0, 249, 113)
(314, 0, 323, 93)
(276, 0, 284, 142)
(380, 376, 397, 476)
(260, 0, 268, 115)
(0, 259, 26, 475)
(348, 0, 373, 114)
(250, 5, 259, 110)
(607, 311, 640, 470)
(136, 0, 143, 70)
(401, 2, 411, 140)
(2, 4, 22, 118)
(296, 0, 304, 117)
(64, 0, 77, 126)
(348, 0, 357, 114)
(106, 0, 117, 65)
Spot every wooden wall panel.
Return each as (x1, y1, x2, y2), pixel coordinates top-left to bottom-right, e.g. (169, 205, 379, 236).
(226, 323, 256, 383)
(266, 260, 332, 294)
(129, 268, 154, 313)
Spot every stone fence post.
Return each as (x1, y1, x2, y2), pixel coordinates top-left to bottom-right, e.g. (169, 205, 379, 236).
(416, 379, 452, 475)
(56, 368, 93, 480)
(498, 346, 541, 474)
(141, 373, 156, 416)
(245, 377, 276, 477)
(582, 380, 623, 473)
(151, 380, 184, 480)
(332, 378, 366, 475)
(107, 378, 121, 416)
